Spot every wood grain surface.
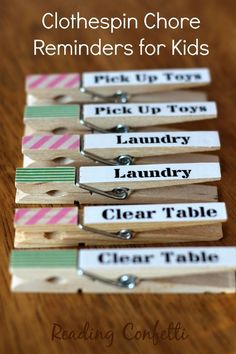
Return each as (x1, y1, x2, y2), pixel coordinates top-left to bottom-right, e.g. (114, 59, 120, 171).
(1, 0, 236, 353)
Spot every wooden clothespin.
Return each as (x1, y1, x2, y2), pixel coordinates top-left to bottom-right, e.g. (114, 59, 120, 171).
(23, 101, 217, 134)
(26, 69, 210, 105)
(22, 131, 220, 168)
(14, 203, 227, 248)
(10, 247, 236, 293)
(15, 163, 221, 204)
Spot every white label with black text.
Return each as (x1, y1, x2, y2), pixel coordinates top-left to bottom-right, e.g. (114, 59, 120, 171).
(83, 202, 227, 226)
(84, 131, 220, 149)
(83, 68, 210, 88)
(79, 162, 221, 184)
(83, 102, 217, 119)
(79, 247, 236, 270)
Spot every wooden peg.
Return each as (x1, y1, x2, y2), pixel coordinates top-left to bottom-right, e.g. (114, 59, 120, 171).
(15, 163, 221, 204)
(10, 247, 236, 293)
(13, 202, 226, 248)
(26, 69, 211, 104)
(23, 101, 217, 134)
(21, 131, 220, 167)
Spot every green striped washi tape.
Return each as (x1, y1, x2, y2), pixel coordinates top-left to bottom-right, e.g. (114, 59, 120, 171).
(15, 167, 76, 183)
(11, 250, 77, 268)
(24, 105, 80, 119)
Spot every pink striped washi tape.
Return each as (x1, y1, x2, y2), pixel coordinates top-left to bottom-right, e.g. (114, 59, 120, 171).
(26, 73, 80, 90)
(22, 135, 80, 150)
(14, 207, 78, 227)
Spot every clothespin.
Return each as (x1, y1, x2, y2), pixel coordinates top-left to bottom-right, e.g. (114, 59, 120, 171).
(22, 131, 220, 168)
(26, 69, 210, 105)
(15, 163, 221, 204)
(10, 247, 236, 293)
(23, 101, 217, 134)
(14, 203, 227, 248)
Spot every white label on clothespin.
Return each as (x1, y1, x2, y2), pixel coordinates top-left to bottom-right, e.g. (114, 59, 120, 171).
(79, 247, 236, 271)
(79, 163, 221, 185)
(83, 203, 227, 226)
(84, 131, 220, 150)
(83, 102, 217, 120)
(83, 69, 210, 89)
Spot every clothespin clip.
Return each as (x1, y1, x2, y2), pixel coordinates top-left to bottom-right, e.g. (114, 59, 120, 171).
(23, 101, 217, 134)
(22, 131, 220, 168)
(10, 247, 236, 293)
(14, 202, 227, 248)
(26, 68, 210, 105)
(15, 163, 221, 204)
